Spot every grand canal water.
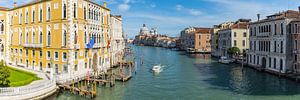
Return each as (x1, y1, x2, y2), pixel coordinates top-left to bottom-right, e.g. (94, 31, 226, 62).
(56, 46, 300, 100)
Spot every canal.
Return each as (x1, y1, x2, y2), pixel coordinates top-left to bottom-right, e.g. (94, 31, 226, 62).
(56, 46, 300, 100)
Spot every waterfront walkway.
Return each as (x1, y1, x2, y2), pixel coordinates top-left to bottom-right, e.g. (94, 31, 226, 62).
(0, 65, 57, 100)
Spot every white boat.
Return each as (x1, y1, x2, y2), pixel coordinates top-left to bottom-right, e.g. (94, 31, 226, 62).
(152, 65, 162, 73)
(218, 56, 233, 64)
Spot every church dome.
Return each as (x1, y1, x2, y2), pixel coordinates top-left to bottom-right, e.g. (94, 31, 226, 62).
(140, 24, 149, 35)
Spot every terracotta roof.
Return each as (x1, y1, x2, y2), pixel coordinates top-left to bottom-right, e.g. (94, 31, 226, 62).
(230, 22, 249, 29)
(195, 28, 211, 33)
(0, 6, 9, 11)
(252, 10, 300, 24)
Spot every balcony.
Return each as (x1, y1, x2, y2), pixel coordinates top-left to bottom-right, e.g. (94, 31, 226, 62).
(23, 43, 43, 48)
(256, 32, 270, 37)
(74, 44, 80, 49)
(293, 50, 299, 54)
(93, 43, 101, 48)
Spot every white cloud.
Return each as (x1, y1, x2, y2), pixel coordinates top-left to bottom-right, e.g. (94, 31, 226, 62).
(117, 0, 136, 12)
(188, 9, 202, 16)
(175, 4, 202, 16)
(176, 5, 183, 11)
(118, 3, 130, 12)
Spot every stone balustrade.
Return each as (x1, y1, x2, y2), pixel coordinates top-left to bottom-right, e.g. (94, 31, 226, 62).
(0, 80, 56, 97)
(23, 43, 43, 48)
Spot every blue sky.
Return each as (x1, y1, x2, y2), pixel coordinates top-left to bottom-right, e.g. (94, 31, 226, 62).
(1, 0, 300, 38)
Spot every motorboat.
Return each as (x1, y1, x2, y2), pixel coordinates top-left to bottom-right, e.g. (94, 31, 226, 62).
(218, 56, 233, 64)
(152, 65, 162, 73)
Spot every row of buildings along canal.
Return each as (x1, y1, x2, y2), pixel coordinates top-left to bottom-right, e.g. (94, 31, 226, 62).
(146, 7, 300, 76)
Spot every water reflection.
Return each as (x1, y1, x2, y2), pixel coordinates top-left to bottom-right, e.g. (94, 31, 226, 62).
(195, 62, 300, 95)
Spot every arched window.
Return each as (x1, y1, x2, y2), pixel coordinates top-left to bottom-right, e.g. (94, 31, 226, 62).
(19, 32, 22, 44)
(84, 32, 87, 44)
(63, 3, 67, 19)
(74, 31, 77, 44)
(25, 11, 28, 23)
(280, 59, 283, 71)
(47, 6, 50, 20)
(0, 23, 3, 32)
(26, 32, 29, 43)
(32, 10, 35, 22)
(74, 3, 77, 18)
(39, 9, 42, 21)
(39, 31, 42, 43)
(47, 31, 51, 46)
(0, 44, 3, 52)
(20, 13, 22, 24)
(84, 7, 86, 19)
(273, 58, 276, 69)
(32, 31, 35, 43)
(63, 30, 67, 46)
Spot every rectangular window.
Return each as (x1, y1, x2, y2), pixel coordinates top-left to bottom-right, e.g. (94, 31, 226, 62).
(274, 41, 277, 52)
(32, 50, 35, 57)
(25, 10, 28, 23)
(295, 55, 298, 61)
(40, 50, 42, 58)
(85, 50, 88, 58)
(47, 51, 50, 60)
(85, 63, 87, 68)
(274, 24, 277, 35)
(55, 64, 59, 73)
(63, 64, 68, 73)
(75, 51, 78, 59)
(39, 5, 42, 22)
(234, 32, 236, 37)
(63, 52, 67, 61)
(74, 65, 78, 71)
(234, 40, 237, 46)
(243, 40, 246, 47)
(295, 40, 298, 50)
(243, 32, 247, 37)
(32, 9, 35, 22)
(281, 23, 283, 35)
(55, 52, 58, 60)
(26, 49, 28, 57)
(46, 3, 51, 21)
(20, 49, 23, 55)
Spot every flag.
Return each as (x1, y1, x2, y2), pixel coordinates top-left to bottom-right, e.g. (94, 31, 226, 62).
(86, 36, 95, 48)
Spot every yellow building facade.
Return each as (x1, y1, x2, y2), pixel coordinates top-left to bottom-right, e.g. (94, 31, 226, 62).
(0, 7, 8, 60)
(2, 0, 112, 81)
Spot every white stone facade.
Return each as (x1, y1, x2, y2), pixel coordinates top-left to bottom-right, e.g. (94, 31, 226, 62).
(110, 15, 125, 66)
(247, 19, 293, 73)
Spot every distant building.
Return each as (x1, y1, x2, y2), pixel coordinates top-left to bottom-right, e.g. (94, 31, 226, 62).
(247, 9, 300, 74)
(110, 15, 125, 66)
(180, 27, 211, 53)
(134, 24, 176, 48)
(218, 19, 250, 57)
(290, 19, 300, 73)
(211, 22, 235, 57)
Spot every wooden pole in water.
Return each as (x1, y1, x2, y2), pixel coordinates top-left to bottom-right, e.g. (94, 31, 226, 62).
(72, 79, 75, 93)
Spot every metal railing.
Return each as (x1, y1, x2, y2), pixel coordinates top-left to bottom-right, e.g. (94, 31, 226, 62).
(0, 80, 56, 96)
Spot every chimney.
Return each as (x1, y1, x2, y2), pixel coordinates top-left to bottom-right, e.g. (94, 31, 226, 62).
(257, 14, 260, 21)
(103, 2, 107, 8)
(13, 2, 17, 7)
